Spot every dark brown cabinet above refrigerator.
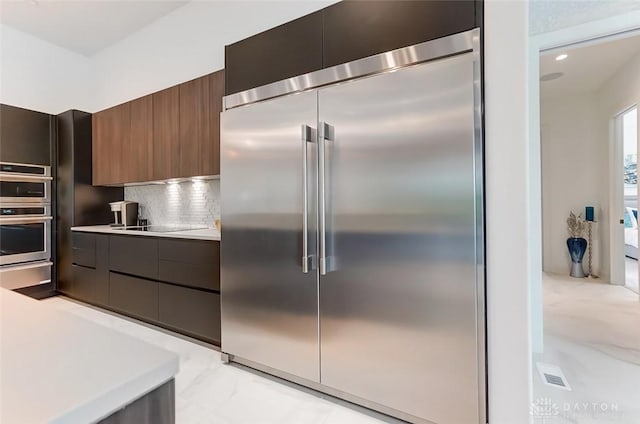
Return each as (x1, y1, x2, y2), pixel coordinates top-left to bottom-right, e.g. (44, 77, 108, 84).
(322, 0, 477, 68)
(225, 11, 323, 96)
(224, 0, 480, 95)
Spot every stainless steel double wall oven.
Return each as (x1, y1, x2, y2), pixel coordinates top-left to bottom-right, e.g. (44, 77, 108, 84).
(221, 29, 485, 424)
(0, 162, 53, 288)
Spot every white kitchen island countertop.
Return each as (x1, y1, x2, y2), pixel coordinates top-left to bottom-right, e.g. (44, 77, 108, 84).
(0, 288, 179, 424)
(71, 225, 220, 241)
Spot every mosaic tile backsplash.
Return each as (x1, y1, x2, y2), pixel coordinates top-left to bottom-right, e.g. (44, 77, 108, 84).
(124, 179, 220, 228)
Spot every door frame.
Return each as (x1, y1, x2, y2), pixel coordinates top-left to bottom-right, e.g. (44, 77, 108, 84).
(610, 105, 639, 286)
(528, 14, 640, 355)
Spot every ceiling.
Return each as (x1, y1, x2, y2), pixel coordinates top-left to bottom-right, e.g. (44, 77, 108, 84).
(540, 32, 640, 98)
(0, 0, 189, 56)
(529, 0, 640, 35)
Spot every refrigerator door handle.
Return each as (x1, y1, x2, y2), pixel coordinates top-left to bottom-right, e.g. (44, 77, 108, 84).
(318, 121, 333, 275)
(301, 124, 315, 273)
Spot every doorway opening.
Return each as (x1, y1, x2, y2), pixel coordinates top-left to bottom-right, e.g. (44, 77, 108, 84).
(536, 30, 640, 424)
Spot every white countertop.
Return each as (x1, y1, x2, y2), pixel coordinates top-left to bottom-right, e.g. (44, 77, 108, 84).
(0, 288, 179, 424)
(71, 225, 220, 241)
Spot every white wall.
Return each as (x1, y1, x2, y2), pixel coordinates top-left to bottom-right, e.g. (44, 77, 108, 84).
(0, 24, 92, 114)
(541, 93, 606, 278)
(1, 1, 336, 113)
(90, 1, 336, 111)
(485, 1, 532, 423)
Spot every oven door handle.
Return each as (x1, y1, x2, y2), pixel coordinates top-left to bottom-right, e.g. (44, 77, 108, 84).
(0, 216, 52, 224)
(0, 173, 53, 182)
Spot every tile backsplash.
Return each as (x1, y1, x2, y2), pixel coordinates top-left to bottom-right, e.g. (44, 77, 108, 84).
(124, 179, 220, 228)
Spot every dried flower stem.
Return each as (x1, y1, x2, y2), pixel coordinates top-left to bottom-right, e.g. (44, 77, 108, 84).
(567, 211, 586, 238)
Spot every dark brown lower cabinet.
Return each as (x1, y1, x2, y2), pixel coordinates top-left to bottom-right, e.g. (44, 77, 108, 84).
(158, 283, 221, 343)
(71, 232, 97, 268)
(64, 233, 109, 305)
(72, 264, 109, 305)
(68, 231, 221, 345)
(158, 238, 220, 291)
(109, 235, 158, 280)
(109, 272, 159, 322)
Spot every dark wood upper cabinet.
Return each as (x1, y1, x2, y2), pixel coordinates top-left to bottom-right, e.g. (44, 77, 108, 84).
(127, 95, 153, 183)
(323, 1, 477, 68)
(178, 76, 210, 178)
(92, 103, 128, 186)
(92, 70, 222, 185)
(224, 11, 323, 95)
(152, 86, 180, 181)
(94, 99, 156, 185)
(0, 104, 52, 166)
(205, 70, 224, 176)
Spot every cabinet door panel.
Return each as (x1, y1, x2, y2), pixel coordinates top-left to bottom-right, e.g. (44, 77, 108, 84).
(127, 96, 154, 183)
(153, 86, 180, 181)
(92, 104, 129, 185)
(179, 76, 210, 178)
(204, 70, 224, 176)
(323, 1, 477, 68)
(107, 103, 129, 185)
(224, 11, 323, 95)
(0, 104, 51, 166)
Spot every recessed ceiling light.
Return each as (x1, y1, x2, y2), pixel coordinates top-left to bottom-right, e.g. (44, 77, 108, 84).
(540, 72, 564, 82)
(555, 54, 568, 61)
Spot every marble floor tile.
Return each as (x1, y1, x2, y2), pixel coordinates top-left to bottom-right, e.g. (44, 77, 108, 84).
(43, 296, 393, 424)
(533, 273, 640, 424)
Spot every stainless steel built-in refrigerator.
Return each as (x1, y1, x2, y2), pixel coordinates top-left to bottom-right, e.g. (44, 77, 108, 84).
(220, 29, 485, 424)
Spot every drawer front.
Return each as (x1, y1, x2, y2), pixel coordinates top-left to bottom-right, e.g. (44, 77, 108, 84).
(158, 239, 219, 291)
(158, 283, 220, 343)
(109, 235, 158, 279)
(71, 232, 96, 268)
(109, 272, 158, 321)
(71, 264, 100, 304)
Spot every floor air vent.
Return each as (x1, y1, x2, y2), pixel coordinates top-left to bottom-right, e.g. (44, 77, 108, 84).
(536, 362, 572, 391)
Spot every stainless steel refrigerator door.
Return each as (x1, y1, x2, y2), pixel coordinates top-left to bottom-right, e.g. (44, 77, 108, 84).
(220, 90, 320, 382)
(318, 53, 483, 424)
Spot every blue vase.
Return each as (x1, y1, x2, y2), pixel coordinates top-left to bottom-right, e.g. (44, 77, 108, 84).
(567, 237, 587, 278)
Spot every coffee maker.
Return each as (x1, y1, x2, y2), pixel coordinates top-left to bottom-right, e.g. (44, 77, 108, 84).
(109, 201, 138, 227)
